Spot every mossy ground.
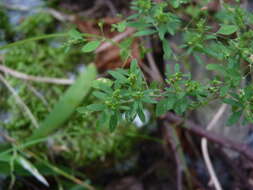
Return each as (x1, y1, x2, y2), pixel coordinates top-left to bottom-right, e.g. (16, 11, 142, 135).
(0, 10, 140, 170)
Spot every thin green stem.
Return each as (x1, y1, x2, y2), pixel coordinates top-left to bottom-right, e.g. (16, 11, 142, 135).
(0, 137, 48, 157)
(0, 33, 68, 50)
(0, 32, 120, 51)
(29, 152, 96, 190)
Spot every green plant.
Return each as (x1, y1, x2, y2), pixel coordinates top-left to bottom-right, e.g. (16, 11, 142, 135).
(1, 0, 253, 188)
(79, 0, 253, 128)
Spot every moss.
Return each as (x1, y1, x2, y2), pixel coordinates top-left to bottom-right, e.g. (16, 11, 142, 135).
(52, 117, 138, 166)
(17, 12, 55, 37)
(2, 41, 80, 133)
(1, 14, 139, 165)
(2, 41, 139, 164)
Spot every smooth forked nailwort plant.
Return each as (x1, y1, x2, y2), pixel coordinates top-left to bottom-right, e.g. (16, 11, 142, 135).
(1, 0, 253, 188)
(75, 0, 253, 129)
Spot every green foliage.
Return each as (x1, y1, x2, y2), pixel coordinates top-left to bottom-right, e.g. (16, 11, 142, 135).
(81, 41, 101, 52)
(217, 24, 238, 35)
(1, 0, 253, 188)
(79, 59, 156, 130)
(17, 12, 54, 37)
(129, 0, 181, 59)
(0, 11, 141, 180)
(81, 0, 253, 127)
(53, 119, 139, 165)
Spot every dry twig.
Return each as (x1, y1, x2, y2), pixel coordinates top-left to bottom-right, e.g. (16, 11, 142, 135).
(145, 37, 164, 82)
(0, 65, 74, 85)
(201, 104, 227, 190)
(165, 113, 253, 162)
(164, 124, 183, 190)
(25, 83, 50, 109)
(0, 74, 39, 128)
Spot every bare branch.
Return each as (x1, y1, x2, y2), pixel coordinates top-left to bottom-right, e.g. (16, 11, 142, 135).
(0, 65, 74, 85)
(0, 74, 39, 128)
(165, 113, 253, 162)
(201, 104, 227, 190)
(145, 37, 164, 82)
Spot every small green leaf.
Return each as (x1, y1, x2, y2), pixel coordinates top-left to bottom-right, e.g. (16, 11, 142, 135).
(205, 34, 217, 40)
(227, 110, 243, 126)
(166, 96, 176, 110)
(162, 39, 172, 60)
(133, 29, 156, 37)
(158, 25, 168, 40)
(130, 59, 138, 73)
(206, 64, 225, 74)
(93, 82, 113, 94)
(119, 38, 133, 61)
(137, 103, 145, 122)
(114, 21, 127, 32)
(17, 156, 49, 187)
(220, 86, 229, 97)
(174, 64, 180, 73)
(142, 96, 157, 104)
(92, 78, 113, 89)
(217, 25, 238, 35)
(76, 107, 87, 113)
(171, 0, 189, 8)
(82, 40, 101, 52)
(223, 98, 241, 107)
(92, 91, 107, 100)
(96, 112, 107, 128)
(120, 106, 130, 110)
(108, 70, 128, 82)
(68, 29, 83, 40)
(138, 109, 145, 123)
(86, 104, 105, 112)
(109, 114, 118, 131)
(174, 98, 188, 115)
(156, 99, 168, 116)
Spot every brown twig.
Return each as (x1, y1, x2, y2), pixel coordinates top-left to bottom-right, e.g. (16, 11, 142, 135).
(0, 74, 39, 128)
(0, 65, 74, 85)
(0, 132, 16, 143)
(43, 8, 75, 22)
(163, 124, 183, 190)
(144, 37, 164, 82)
(25, 83, 50, 109)
(201, 104, 227, 190)
(165, 113, 253, 162)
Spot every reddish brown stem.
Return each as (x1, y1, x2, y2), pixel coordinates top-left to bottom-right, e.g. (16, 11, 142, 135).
(165, 113, 253, 162)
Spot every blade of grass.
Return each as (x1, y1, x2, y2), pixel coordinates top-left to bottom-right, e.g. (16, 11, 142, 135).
(28, 64, 97, 141)
(28, 151, 96, 190)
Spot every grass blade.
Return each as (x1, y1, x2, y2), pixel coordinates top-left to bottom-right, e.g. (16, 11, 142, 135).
(28, 64, 97, 141)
